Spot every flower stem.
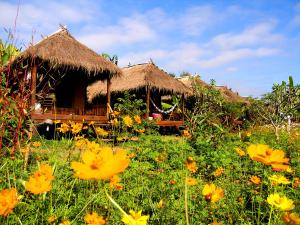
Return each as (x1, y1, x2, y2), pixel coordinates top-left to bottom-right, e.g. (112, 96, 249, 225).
(267, 206, 273, 225)
(185, 175, 190, 225)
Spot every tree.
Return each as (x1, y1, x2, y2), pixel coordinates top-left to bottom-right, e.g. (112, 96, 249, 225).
(101, 53, 118, 65)
(256, 76, 300, 139)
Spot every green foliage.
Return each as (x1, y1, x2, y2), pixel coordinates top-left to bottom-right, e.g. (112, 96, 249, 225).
(1, 127, 300, 224)
(114, 91, 146, 116)
(0, 38, 29, 154)
(253, 76, 300, 138)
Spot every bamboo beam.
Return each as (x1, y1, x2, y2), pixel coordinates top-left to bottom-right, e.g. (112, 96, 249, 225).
(106, 78, 111, 118)
(146, 86, 150, 119)
(31, 64, 37, 107)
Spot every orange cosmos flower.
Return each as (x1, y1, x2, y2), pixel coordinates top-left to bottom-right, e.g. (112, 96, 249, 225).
(48, 215, 57, 223)
(250, 175, 261, 185)
(25, 164, 54, 194)
(186, 177, 197, 186)
(84, 212, 106, 225)
(109, 175, 123, 190)
(292, 178, 300, 188)
(185, 157, 198, 173)
(247, 144, 290, 171)
(134, 115, 142, 124)
(0, 188, 19, 217)
(169, 180, 177, 185)
(182, 130, 192, 138)
(136, 129, 145, 133)
(282, 213, 300, 225)
(202, 184, 224, 203)
(123, 115, 133, 127)
(71, 147, 129, 180)
(213, 167, 224, 177)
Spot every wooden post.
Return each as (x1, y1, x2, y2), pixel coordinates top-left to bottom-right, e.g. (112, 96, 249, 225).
(106, 78, 111, 118)
(146, 86, 150, 119)
(31, 64, 37, 108)
(181, 94, 185, 121)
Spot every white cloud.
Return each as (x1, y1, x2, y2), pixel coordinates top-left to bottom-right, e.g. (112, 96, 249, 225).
(180, 5, 217, 36)
(210, 22, 283, 49)
(119, 49, 168, 67)
(290, 2, 300, 26)
(199, 47, 279, 68)
(225, 67, 238, 72)
(0, 1, 95, 43)
(79, 16, 157, 51)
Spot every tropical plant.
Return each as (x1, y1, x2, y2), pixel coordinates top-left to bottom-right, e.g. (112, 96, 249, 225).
(255, 76, 300, 139)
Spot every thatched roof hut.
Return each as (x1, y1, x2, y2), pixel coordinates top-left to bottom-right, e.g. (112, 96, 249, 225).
(178, 76, 248, 103)
(15, 28, 121, 78)
(87, 63, 191, 102)
(215, 85, 247, 103)
(178, 76, 208, 89)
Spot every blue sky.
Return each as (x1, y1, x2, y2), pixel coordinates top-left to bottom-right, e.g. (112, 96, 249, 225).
(1, 0, 300, 97)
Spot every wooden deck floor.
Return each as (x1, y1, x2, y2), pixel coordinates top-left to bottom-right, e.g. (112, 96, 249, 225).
(31, 113, 184, 127)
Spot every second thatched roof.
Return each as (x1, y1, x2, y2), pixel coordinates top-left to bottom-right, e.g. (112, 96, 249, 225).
(15, 28, 121, 78)
(178, 76, 248, 103)
(87, 63, 191, 102)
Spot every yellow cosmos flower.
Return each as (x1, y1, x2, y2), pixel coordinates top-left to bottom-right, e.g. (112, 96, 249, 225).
(235, 147, 246, 157)
(213, 167, 224, 177)
(84, 212, 106, 225)
(134, 115, 142, 124)
(110, 118, 119, 126)
(57, 123, 70, 133)
(59, 219, 71, 225)
(202, 184, 224, 203)
(71, 147, 129, 180)
(31, 141, 41, 148)
(209, 221, 222, 225)
(0, 188, 19, 217)
(269, 174, 290, 185)
(186, 177, 197, 186)
(122, 210, 149, 225)
(123, 115, 133, 127)
(157, 199, 165, 209)
(247, 144, 290, 171)
(112, 111, 120, 117)
(95, 127, 109, 137)
(250, 175, 261, 185)
(109, 175, 123, 190)
(282, 213, 300, 225)
(70, 122, 83, 134)
(267, 193, 295, 211)
(25, 164, 54, 194)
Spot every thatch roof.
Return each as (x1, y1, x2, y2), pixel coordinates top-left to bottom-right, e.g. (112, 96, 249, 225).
(178, 76, 208, 89)
(87, 63, 191, 102)
(178, 76, 248, 103)
(15, 28, 121, 77)
(215, 86, 248, 103)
